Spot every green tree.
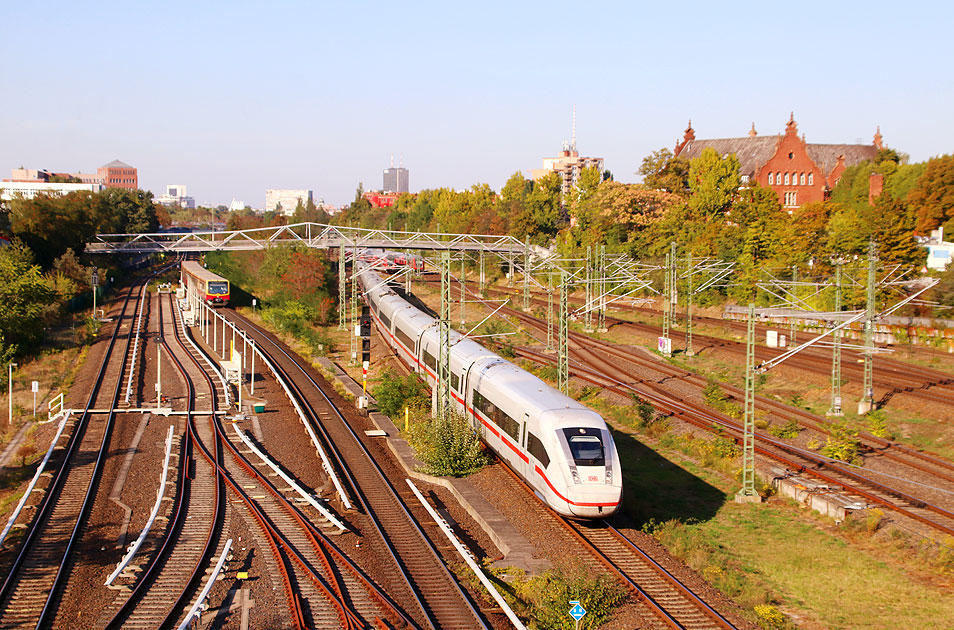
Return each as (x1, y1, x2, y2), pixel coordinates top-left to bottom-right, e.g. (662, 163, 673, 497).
(639, 148, 690, 194)
(825, 203, 872, 256)
(0, 241, 57, 362)
(687, 147, 740, 218)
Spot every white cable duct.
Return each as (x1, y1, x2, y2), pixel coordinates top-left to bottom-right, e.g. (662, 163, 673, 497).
(225, 317, 353, 512)
(124, 281, 150, 404)
(175, 300, 231, 407)
(177, 538, 232, 630)
(0, 413, 71, 546)
(405, 479, 527, 630)
(231, 424, 347, 532)
(105, 424, 175, 586)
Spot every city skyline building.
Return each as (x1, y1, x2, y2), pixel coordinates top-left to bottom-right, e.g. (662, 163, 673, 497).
(156, 184, 196, 209)
(531, 110, 604, 201)
(383, 160, 409, 194)
(264, 188, 313, 216)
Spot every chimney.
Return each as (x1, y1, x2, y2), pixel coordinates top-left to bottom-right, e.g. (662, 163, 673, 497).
(869, 173, 884, 205)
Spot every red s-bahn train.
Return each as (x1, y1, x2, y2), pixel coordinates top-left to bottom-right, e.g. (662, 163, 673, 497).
(181, 261, 230, 306)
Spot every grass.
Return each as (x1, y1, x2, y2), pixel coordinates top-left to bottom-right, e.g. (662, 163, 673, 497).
(646, 500, 954, 629)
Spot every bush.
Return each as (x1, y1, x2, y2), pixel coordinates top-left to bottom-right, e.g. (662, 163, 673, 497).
(371, 370, 429, 418)
(821, 420, 861, 464)
(411, 412, 488, 477)
(769, 419, 800, 439)
(866, 410, 893, 439)
(629, 394, 657, 428)
(702, 378, 742, 418)
(512, 563, 625, 630)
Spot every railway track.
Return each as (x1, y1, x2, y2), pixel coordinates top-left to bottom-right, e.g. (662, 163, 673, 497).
(488, 452, 739, 630)
(478, 284, 954, 409)
(511, 331, 954, 539)
(0, 279, 143, 629)
(101, 291, 228, 630)
(223, 309, 490, 630)
(180, 300, 424, 628)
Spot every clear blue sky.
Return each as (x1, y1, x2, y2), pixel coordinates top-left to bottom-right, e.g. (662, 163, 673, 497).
(1, 1, 951, 209)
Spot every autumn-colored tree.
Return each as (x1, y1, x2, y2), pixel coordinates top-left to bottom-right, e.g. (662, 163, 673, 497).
(908, 154, 954, 233)
(870, 195, 923, 267)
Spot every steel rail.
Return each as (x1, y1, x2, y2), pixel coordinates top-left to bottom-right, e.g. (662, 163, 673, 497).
(103, 291, 228, 630)
(174, 297, 411, 629)
(36, 277, 147, 628)
(224, 309, 489, 630)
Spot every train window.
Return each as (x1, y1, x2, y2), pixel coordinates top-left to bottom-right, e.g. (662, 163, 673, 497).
(396, 328, 415, 352)
(561, 428, 605, 466)
(527, 432, 550, 469)
(208, 281, 228, 295)
(451, 372, 460, 392)
(380, 312, 391, 331)
(423, 350, 437, 372)
(473, 390, 520, 441)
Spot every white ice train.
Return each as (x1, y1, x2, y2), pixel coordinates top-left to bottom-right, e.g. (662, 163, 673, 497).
(358, 265, 622, 518)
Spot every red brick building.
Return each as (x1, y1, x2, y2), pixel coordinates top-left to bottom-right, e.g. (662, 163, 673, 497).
(362, 191, 400, 208)
(673, 115, 882, 209)
(97, 159, 138, 189)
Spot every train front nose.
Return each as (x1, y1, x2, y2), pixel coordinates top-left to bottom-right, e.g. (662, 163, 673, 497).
(566, 483, 622, 518)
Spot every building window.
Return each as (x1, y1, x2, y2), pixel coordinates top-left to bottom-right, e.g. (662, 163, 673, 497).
(768, 173, 774, 185)
(784, 191, 797, 207)
(740, 175, 749, 184)
(800, 173, 806, 185)
(808, 173, 813, 185)
(784, 173, 790, 185)
(792, 172, 797, 185)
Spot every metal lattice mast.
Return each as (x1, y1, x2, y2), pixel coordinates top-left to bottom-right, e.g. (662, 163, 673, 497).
(546, 267, 554, 352)
(860, 241, 877, 414)
(559, 270, 569, 395)
(670, 242, 678, 329)
(523, 236, 531, 311)
(685, 253, 695, 357)
(338, 245, 346, 330)
(460, 254, 466, 327)
(662, 251, 671, 354)
(479, 248, 485, 295)
(598, 245, 607, 333)
(740, 303, 757, 498)
(790, 266, 798, 344)
(827, 262, 844, 416)
(438, 250, 452, 421)
(584, 245, 593, 332)
(349, 240, 358, 366)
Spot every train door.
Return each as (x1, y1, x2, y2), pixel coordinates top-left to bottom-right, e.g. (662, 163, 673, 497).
(521, 412, 530, 476)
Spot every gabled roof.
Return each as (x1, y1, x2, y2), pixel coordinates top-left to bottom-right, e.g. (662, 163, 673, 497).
(675, 136, 780, 177)
(102, 159, 133, 169)
(805, 143, 878, 176)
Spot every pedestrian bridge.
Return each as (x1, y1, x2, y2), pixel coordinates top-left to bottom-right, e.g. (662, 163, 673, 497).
(85, 223, 525, 255)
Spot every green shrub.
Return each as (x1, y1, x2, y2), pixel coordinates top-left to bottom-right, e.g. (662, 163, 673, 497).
(821, 420, 861, 464)
(866, 410, 893, 439)
(629, 394, 657, 428)
(769, 419, 800, 439)
(372, 370, 429, 418)
(410, 412, 488, 477)
(512, 563, 625, 629)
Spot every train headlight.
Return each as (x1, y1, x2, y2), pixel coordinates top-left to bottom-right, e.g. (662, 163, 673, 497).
(605, 469, 613, 484)
(571, 470, 581, 485)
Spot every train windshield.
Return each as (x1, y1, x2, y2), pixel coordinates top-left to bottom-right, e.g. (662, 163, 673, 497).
(562, 428, 605, 466)
(208, 282, 229, 295)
